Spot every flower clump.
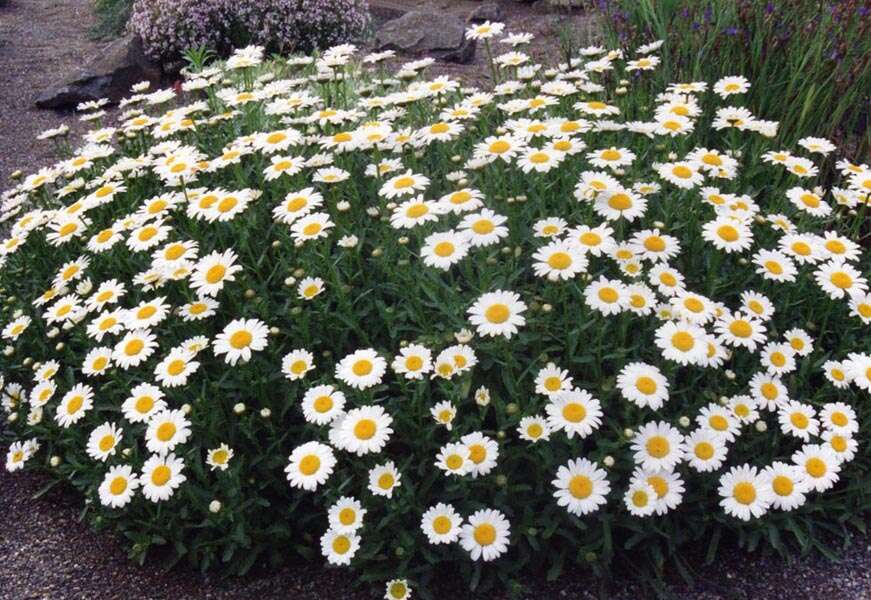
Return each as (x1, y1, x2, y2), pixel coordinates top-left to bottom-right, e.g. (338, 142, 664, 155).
(129, 0, 370, 62)
(1, 29, 870, 596)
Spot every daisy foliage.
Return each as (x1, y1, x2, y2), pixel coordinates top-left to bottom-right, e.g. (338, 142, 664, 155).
(1, 35, 869, 595)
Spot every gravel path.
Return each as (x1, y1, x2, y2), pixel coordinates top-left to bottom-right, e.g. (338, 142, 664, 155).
(3, 467, 871, 600)
(0, 0, 108, 182)
(1, 1, 871, 599)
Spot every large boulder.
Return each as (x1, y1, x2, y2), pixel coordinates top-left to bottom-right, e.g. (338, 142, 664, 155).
(468, 2, 503, 23)
(375, 11, 475, 64)
(36, 35, 161, 110)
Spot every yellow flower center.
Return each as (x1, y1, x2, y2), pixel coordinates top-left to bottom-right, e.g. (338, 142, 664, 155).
(645, 435, 670, 458)
(432, 515, 452, 534)
(354, 418, 376, 440)
(672, 165, 692, 179)
(544, 376, 562, 392)
(285, 196, 307, 212)
(473, 523, 497, 546)
(156, 422, 177, 442)
(770, 352, 786, 367)
(134, 396, 154, 414)
(468, 444, 486, 464)
(205, 264, 226, 284)
(760, 382, 779, 401)
(765, 261, 783, 275)
(405, 204, 428, 218)
(218, 197, 238, 213)
(729, 320, 752, 338)
(450, 190, 472, 204)
(569, 475, 593, 499)
(167, 359, 186, 376)
(229, 330, 253, 349)
(302, 223, 322, 236)
(716, 225, 739, 242)
(644, 236, 666, 252)
(830, 435, 848, 453)
(772, 475, 793, 497)
(98, 434, 116, 452)
(137, 305, 157, 320)
(547, 252, 572, 270)
(608, 193, 632, 210)
(562, 402, 586, 423)
(683, 298, 704, 313)
(830, 411, 848, 427)
(58, 223, 78, 236)
(445, 454, 463, 470)
(830, 272, 852, 289)
(733, 482, 756, 505)
(124, 339, 145, 356)
(339, 508, 356, 526)
(472, 219, 494, 234)
(485, 303, 510, 323)
(598, 287, 618, 303)
(313, 395, 333, 413)
(709, 415, 729, 431)
(352, 359, 373, 376)
(632, 490, 650, 508)
(432, 241, 454, 257)
(151, 465, 171, 486)
(694, 442, 714, 460)
(800, 193, 820, 208)
(806, 457, 827, 478)
(671, 331, 695, 352)
(189, 303, 207, 315)
(790, 412, 809, 429)
(636, 376, 657, 395)
(109, 476, 127, 495)
(299, 454, 321, 475)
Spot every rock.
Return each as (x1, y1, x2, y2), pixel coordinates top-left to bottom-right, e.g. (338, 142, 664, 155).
(468, 2, 503, 23)
(36, 35, 161, 110)
(368, 0, 405, 28)
(375, 11, 476, 64)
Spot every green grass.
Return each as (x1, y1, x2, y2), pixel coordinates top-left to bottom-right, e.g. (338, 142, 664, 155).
(592, 0, 871, 159)
(91, 0, 133, 40)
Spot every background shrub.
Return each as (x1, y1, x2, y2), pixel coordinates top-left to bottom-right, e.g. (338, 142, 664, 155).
(128, 0, 370, 63)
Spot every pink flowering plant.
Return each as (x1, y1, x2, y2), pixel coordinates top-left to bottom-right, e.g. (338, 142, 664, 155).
(129, 0, 370, 62)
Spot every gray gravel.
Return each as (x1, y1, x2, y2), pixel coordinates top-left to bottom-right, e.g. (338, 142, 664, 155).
(2, 467, 871, 600)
